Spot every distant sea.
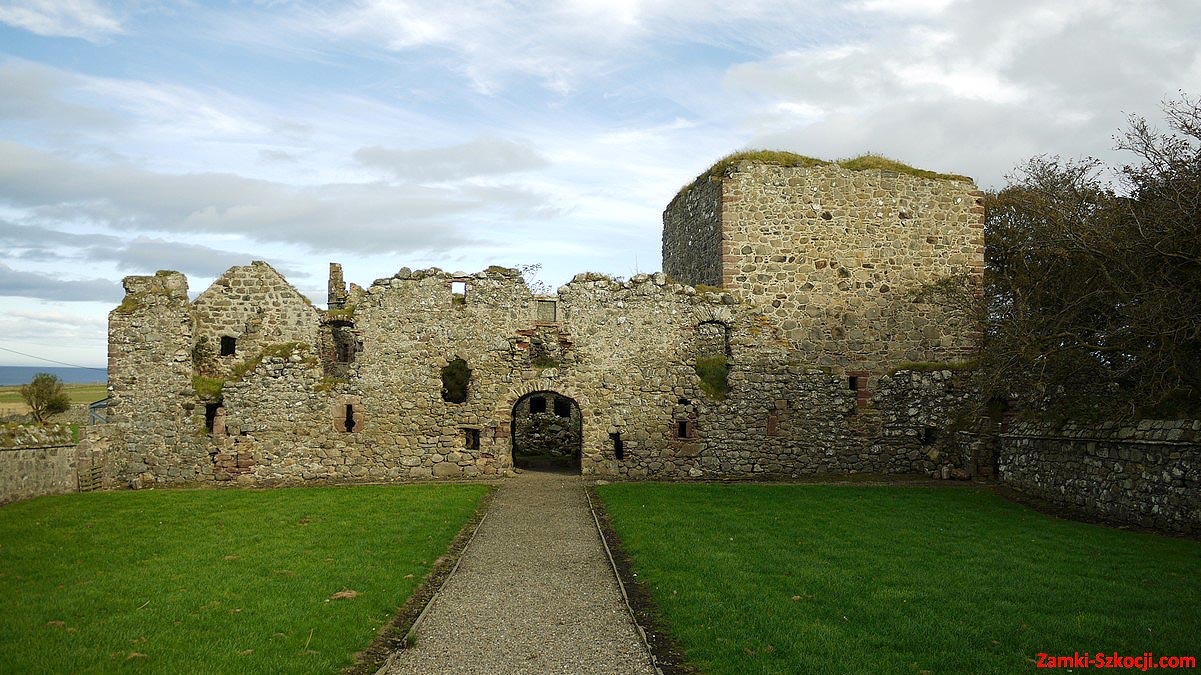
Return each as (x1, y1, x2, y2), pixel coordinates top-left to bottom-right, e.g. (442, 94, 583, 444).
(0, 366, 107, 386)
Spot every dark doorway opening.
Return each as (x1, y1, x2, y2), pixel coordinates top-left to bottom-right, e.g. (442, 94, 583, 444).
(510, 390, 582, 473)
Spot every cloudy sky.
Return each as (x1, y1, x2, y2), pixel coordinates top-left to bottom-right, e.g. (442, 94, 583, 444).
(1, 0, 1198, 368)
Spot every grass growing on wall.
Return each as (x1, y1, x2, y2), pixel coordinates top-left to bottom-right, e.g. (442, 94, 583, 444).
(695, 355, 729, 400)
(595, 483, 1201, 674)
(675, 150, 975, 202)
(0, 484, 487, 673)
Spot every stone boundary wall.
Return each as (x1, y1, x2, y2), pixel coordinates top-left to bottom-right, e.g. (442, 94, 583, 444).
(1, 446, 78, 504)
(998, 420, 1200, 533)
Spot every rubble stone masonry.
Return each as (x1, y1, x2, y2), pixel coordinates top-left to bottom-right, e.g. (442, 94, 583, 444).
(664, 162, 984, 387)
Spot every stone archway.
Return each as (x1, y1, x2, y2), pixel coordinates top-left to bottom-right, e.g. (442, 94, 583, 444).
(510, 390, 582, 472)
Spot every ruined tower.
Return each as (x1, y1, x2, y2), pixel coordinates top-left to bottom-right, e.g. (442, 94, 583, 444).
(662, 155, 985, 395)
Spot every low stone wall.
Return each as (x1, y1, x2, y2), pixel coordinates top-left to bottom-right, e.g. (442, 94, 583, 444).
(998, 420, 1200, 533)
(1, 450, 78, 504)
(0, 424, 82, 505)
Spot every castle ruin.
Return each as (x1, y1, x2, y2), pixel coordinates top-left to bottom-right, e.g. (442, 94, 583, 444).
(81, 156, 987, 487)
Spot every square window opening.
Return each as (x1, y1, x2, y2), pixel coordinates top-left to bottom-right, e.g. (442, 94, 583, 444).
(465, 428, 481, 450)
(553, 396, 570, 417)
(220, 335, 236, 356)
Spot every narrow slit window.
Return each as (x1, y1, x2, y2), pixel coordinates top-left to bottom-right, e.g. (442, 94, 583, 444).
(610, 432, 624, 460)
(530, 396, 547, 414)
(553, 396, 570, 418)
(343, 404, 356, 432)
(205, 403, 220, 434)
(220, 335, 236, 356)
(677, 420, 689, 438)
(465, 428, 480, 450)
(847, 376, 859, 392)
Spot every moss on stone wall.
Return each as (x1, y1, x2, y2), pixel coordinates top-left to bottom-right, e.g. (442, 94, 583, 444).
(695, 355, 729, 401)
(229, 342, 315, 381)
(191, 375, 225, 401)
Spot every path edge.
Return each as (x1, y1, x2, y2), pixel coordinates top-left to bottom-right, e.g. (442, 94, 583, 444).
(344, 484, 497, 675)
(585, 482, 695, 675)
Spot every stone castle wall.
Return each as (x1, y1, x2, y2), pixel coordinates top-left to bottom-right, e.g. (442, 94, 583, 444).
(663, 163, 984, 388)
(998, 421, 1200, 533)
(89, 260, 973, 488)
(79, 158, 991, 490)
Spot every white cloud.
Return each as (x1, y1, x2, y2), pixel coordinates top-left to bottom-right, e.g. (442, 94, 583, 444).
(722, 0, 1201, 187)
(0, 262, 122, 302)
(0, 0, 123, 42)
(0, 141, 555, 253)
(355, 137, 549, 181)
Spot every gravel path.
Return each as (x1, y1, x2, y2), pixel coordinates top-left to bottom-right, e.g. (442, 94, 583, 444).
(385, 470, 656, 674)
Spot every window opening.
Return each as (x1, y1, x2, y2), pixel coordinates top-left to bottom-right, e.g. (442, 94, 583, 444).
(465, 428, 480, 450)
(921, 427, 938, 445)
(220, 335, 236, 356)
(530, 396, 547, 414)
(610, 432, 624, 460)
(553, 396, 570, 417)
(344, 404, 356, 432)
(204, 403, 220, 434)
(697, 321, 730, 357)
(451, 280, 466, 305)
(333, 325, 356, 363)
(677, 420, 689, 438)
(441, 357, 471, 403)
(848, 376, 859, 392)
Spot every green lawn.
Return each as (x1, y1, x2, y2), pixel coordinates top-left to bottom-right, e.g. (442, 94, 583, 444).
(596, 484, 1201, 674)
(0, 484, 488, 672)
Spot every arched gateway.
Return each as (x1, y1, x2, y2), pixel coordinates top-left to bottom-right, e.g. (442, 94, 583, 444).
(510, 390, 582, 472)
